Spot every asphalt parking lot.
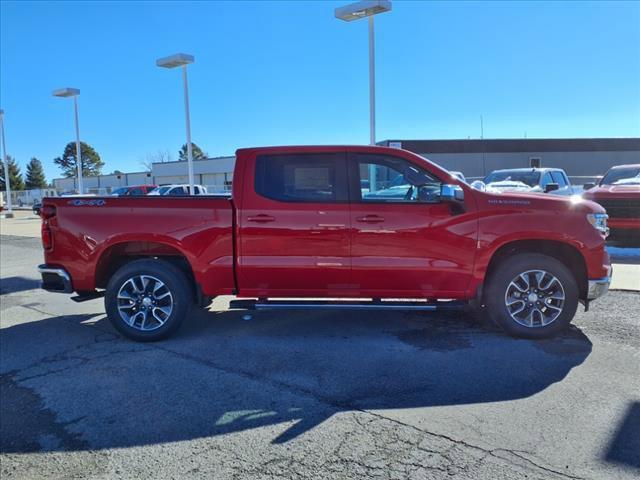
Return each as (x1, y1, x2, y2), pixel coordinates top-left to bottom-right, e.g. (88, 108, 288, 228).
(1, 230, 639, 479)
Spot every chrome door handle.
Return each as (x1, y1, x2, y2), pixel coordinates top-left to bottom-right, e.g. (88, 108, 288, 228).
(247, 214, 276, 223)
(356, 215, 385, 223)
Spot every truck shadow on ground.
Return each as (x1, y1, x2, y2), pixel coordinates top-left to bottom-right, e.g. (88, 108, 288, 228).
(0, 276, 40, 295)
(0, 307, 593, 453)
(605, 401, 640, 469)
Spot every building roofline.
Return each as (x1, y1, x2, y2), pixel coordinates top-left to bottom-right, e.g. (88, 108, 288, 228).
(379, 138, 640, 154)
(151, 155, 235, 166)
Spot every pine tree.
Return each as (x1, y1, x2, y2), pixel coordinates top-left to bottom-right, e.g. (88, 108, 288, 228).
(0, 155, 25, 190)
(178, 142, 207, 161)
(53, 141, 104, 178)
(25, 157, 47, 189)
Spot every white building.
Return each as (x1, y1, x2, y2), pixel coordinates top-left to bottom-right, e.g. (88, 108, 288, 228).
(51, 138, 640, 194)
(53, 156, 235, 194)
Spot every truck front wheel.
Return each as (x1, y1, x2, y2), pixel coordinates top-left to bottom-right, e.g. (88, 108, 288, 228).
(105, 259, 192, 342)
(484, 253, 579, 338)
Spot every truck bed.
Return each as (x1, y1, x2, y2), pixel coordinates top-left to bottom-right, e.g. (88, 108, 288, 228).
(42, 196, 236, 295)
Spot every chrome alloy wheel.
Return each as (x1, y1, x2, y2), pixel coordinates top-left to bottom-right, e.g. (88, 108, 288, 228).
(504, 270, 565, 328)
(117, 275, 173, 331)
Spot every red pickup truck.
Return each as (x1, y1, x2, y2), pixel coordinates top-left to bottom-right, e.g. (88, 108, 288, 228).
(38, 145, 611, 341)
(582, 164, 640, 243)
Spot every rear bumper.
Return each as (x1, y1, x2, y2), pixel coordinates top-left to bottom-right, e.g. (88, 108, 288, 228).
(587, 276, 611, 300)
(38, 264, 73, 293)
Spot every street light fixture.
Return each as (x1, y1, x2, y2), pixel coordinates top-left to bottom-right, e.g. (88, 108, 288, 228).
(0, 109, 14, 218)
(156, 53, 196, 195)
(52, 87, 84, 194)
(335, 0, 391, 192)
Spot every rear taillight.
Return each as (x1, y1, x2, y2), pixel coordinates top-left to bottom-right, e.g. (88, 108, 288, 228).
(41, 221, 53, 250)
(40, 204, 56, 250)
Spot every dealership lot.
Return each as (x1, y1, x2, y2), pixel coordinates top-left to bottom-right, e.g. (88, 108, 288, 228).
(1, 224, 639, 479)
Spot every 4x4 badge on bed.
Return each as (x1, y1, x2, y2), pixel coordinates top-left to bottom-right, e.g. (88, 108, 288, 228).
(67, 199, 106, 206)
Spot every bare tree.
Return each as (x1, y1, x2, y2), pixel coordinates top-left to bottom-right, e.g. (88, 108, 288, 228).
(139, 150, 173, 171)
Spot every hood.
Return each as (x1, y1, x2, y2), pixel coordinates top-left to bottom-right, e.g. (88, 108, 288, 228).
(583, 183, 640, 199)
(484, 180, 534, 193)
(476, 189, 605, 215)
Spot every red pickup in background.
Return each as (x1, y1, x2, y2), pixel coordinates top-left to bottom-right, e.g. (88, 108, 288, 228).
(582, 164, 640, 244)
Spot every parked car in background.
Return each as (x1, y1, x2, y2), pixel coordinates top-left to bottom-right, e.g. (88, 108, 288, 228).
(38, 145, 610, 342)
(583, 164, 640, 243)
(147, 184, 208, 196)
(482, 168, 573, 195)
(111, 185, 157, 196)
(33, 191, 96, 216)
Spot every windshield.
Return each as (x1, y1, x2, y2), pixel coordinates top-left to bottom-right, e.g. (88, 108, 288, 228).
(484, 171, 540, 187)
(600, 167, 640, 185)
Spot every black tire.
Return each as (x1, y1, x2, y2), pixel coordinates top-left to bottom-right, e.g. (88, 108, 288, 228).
(105, 259, 192, 342)
(484, 253, 579, 339)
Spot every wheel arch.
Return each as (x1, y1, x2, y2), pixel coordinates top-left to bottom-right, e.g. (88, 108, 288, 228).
(95, 241, 198, 296)
(484, 239, 588, 301)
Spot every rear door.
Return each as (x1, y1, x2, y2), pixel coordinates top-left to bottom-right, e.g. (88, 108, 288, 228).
(348, 152, 477, 298)
(237, 150, 351, 296)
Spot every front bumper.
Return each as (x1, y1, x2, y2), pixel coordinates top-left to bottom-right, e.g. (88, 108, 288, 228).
(38, 264, 73, 293)
(587, 276, 611, 300)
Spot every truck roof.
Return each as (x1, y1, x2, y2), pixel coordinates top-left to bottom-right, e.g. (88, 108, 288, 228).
(236, 145, 407, 155)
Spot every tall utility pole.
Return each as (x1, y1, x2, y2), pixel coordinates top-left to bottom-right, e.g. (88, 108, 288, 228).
(0, 109, 14, 218)
(52, 88, 84, 194)
(335, 1, 392, 192)
(156, 53, 196, 195)
(480, 115, 486, 176)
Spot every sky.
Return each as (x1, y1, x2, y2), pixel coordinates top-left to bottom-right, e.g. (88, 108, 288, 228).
(1, 0, 639, 182)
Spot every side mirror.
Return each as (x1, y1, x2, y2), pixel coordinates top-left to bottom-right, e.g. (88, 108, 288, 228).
(544, 183, 559, 193)
(440, 184, 464, 202)
(583, 182, 595, 190)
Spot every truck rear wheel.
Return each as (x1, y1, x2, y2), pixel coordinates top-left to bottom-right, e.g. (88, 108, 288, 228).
(484, 253, 579, 338)
(105, 259, 192, 342)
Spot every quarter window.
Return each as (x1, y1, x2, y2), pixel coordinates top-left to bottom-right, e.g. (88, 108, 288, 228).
(255, 154, 348, 202)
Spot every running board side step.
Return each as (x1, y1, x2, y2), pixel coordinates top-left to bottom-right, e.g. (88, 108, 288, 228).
(229, 299, 465, 311)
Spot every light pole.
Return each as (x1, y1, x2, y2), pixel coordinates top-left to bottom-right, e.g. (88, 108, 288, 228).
(0, 109, 14, 218)
(52, 88, 84, 194)
(156, 53, 196, 195)
(335, 0, 391, 192)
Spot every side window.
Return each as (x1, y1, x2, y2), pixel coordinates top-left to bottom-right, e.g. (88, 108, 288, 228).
(129, 187, 144, 196)
(169, 187, 187, 196)
(352, 154, 441, 203)
(255, 153, 348, 202)
(551, 172, 567, 188)
(540, 172, 553, 188)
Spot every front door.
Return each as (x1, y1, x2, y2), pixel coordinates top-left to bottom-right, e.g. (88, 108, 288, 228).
(238, 150, 352, 297)
(348, 152, 477, 298)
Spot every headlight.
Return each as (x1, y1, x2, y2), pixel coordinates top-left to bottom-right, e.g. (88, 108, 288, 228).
(587, 213, 609, 236)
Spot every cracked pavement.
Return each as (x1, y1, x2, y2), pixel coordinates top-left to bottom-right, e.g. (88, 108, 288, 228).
(1, 235, 639, 479)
